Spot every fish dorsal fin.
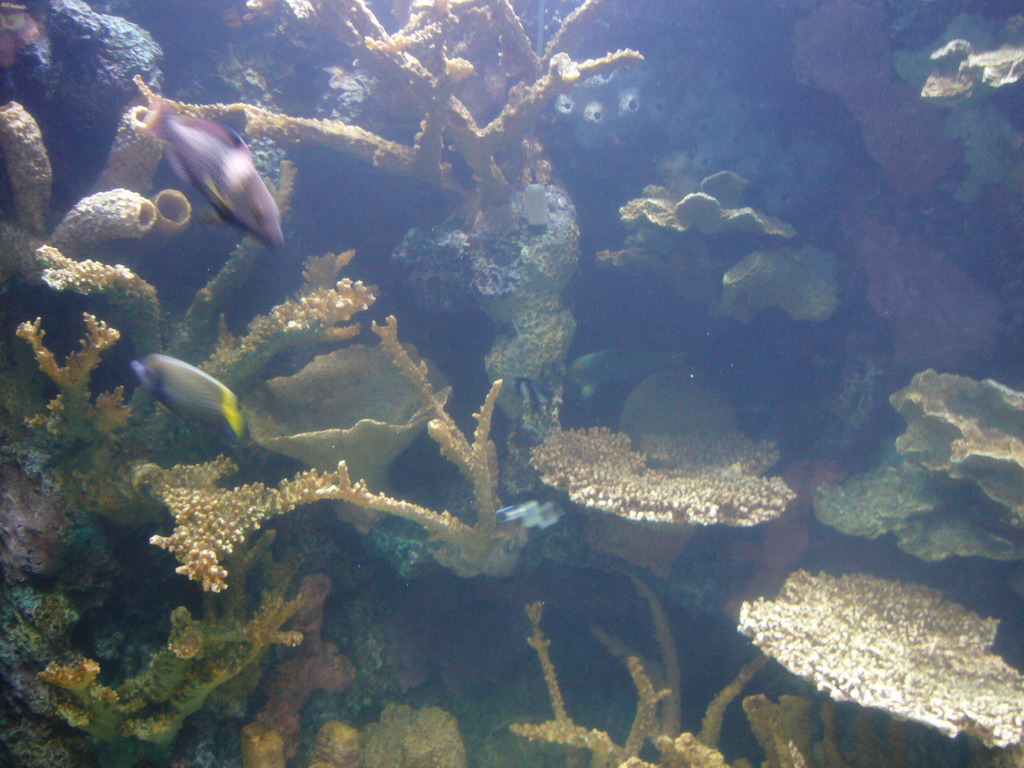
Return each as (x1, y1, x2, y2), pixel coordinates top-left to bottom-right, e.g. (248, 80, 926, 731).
(222, 124, 246, 150)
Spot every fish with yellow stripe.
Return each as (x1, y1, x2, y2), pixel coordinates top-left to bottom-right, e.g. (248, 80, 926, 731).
(142, 95, 284, 247)
(131, 354, 246, 442)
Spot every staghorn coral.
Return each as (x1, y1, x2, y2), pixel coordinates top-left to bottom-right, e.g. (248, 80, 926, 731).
(510, 602, 669, 768)
(509, 600, 779, 768)
(16, 313, 131, 443)
(739, 570, 1024, 748)
(532, 427, 793, 527)
(134, 0, 642, 206)
(891, 369, 1024, 527)
(143, 455, 344, 592)
(40, 534, 306, 749)
(141, 312, 522, 590)
(0, 101, 52, 236)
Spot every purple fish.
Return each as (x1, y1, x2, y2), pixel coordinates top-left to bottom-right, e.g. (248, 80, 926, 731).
(143, 96, 284, 247)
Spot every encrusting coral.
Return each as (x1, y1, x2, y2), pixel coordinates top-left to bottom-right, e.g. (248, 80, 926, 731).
(718, 247, 838, 324)
(739, 570, 1024, 748)
(922, 37, 1024, 104)
(532, 427, 793, 527)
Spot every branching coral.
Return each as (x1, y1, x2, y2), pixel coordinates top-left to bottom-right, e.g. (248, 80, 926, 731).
(134, 0, 641, 206)
(739, 570, 1024, 748)
(510, 600, 776, 768)
(532, 427, 793, 527)
(201, 249, 377, 387)
(510, 601, 670, 768)
(36, 244, 162, 356)
(16, 313, 131, 443)
(40, 535, 307, 748)
(140, 313, 519, 590)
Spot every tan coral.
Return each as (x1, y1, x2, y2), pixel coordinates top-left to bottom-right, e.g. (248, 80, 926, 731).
(49, 189, 157, 256)
(309, 720, 361, 768)
(243, 343, 446, 489)
(922, 38, 1024, 104)
(738, 570, 1024, 748)
(891, 369, 1024, 524)
(719, 247, 838, 323)
(241, 723, 287, 768)
(0, 101, 52, 235)
(362, 704, 467, 768)
(532, 427, 792, 526)
(36, 244, 162, 356)
(620, 176, 796, 238)
(17, 312, 131, 440)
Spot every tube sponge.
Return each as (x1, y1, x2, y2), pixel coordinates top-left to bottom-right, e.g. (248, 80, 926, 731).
(0, 102, 52, 235)
(93, 104, 166, 194)
(50, 189, 157, 256)
(151, 189, 191, 236)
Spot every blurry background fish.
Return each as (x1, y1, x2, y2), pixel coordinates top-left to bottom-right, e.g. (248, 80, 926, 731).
(131, 353, 246, 442)
(142, 96, 284, 247)
(496, 500, 562, 529)
(565, 349, 691, 405)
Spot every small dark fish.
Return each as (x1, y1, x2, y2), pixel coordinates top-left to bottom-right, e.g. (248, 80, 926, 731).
(496, 500, 562, 529)
(566, 349, 689, 404)
(132, 354, 246, 442)
(142, 96, 284, 247)
(514, 376, 552, 409)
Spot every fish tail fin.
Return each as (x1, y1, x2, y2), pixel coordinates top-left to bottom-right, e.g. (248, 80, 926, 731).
(220, 388, 246, 441)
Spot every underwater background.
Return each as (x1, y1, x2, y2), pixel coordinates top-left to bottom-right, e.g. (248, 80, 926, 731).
(3, 0, 1024, 766)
